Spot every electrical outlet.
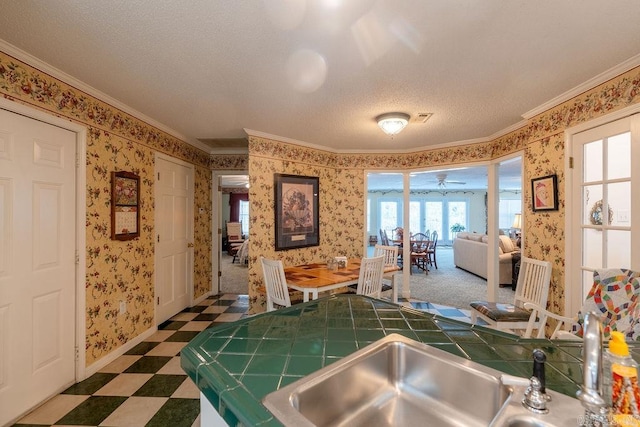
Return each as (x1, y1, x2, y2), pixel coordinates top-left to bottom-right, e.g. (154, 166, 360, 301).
(119, 300, 126, 315)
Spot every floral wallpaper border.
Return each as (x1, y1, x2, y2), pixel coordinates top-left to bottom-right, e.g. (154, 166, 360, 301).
(247, 66, 640, 316)
(0, 51, 219, 365)
(2, 47, 640, 356)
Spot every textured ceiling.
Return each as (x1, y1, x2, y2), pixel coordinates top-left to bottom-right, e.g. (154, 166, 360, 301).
(0, 1, 639, 153)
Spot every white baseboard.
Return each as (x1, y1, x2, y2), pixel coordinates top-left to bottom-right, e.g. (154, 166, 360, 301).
(84, 292, 214, 379)
(83, 326, 158, 378)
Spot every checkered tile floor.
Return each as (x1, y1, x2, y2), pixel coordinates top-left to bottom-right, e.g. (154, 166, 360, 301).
(13, 294, 475, 426)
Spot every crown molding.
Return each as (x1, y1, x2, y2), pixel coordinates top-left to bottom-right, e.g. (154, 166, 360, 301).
(4, 37, 636, 156)
(208, 147, 249, 155)
(522, 53, 640, 119)
(0, 39, 212, 154)
(487, 119, 528, 140)
(244, 128, 336, 153)
(244, 128, 496, 154)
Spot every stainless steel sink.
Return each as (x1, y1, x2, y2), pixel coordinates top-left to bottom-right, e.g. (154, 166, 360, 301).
(263, 334, 584, 427)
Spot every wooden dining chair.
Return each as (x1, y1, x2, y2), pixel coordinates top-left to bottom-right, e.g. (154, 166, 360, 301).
(260, 257, 292, 311)
(426, 230, 438, 269)
(409, 232, 429, 274)
(355, 255, 385, 298)
(379, 229, 390, 246)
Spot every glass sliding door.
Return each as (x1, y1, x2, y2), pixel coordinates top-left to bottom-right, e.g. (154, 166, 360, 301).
(409, 200, 421, 235)
(425, 201, 443, 240)
(447, 201, 467, 243)
(366, 173, 405, 247)
(380, 199, 401, 232)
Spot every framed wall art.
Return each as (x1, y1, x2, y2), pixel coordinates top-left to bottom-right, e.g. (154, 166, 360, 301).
(531, 174, 558, 212)
(111, 171, 140, 240)
(274, 173, 319, 250)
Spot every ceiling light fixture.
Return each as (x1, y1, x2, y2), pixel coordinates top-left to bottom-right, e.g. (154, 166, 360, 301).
(376, 112, 410, 136)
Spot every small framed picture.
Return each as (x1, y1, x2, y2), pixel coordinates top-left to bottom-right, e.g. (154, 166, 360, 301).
(531, 174, 558, 212)
(111, 171, 140, 240)
(274, 174, 319, 251)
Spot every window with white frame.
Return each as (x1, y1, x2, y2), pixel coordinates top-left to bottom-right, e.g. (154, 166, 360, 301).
(499, 198, 522, 230)
(239, 200, 250, 236)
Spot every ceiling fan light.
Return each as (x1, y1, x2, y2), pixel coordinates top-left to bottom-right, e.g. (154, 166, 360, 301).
(376, 113, 410, 136)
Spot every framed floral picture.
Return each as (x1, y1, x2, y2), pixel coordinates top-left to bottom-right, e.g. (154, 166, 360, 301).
(274, 173, 319, 250)
(531, 174, 558, 212)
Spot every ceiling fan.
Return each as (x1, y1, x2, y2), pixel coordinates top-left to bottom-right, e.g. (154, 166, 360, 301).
(436, 173, 466, 188)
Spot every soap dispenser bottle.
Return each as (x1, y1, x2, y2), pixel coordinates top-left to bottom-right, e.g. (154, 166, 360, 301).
(606, 331, 640, 425)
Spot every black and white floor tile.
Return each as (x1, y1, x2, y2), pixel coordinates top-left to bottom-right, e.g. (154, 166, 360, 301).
(13, 294, 474, 426)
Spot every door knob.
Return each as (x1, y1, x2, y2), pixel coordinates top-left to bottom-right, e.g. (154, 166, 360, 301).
(187, 243, 194, 248)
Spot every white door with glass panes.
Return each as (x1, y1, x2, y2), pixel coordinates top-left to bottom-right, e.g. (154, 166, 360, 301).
(569, 114, 640, 314)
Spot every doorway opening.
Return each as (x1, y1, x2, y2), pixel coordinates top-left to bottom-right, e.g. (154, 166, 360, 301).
(216, 173, 249, 295)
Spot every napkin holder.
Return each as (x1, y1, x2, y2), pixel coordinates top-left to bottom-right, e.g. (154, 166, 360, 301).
(334, 256, 347, 268)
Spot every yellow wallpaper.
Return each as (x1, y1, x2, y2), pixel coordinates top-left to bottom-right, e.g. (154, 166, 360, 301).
(2, 47, 640, 358)
(523, 134, 566, 314)
(194, 165, 213, 300)
(246, 66, 640, 315)
(246, 144, 365, 312)
(84, 129, 156, 362)
(0, 51, 215, 365)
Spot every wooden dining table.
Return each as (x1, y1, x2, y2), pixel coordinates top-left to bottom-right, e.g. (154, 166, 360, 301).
(284, 258, 400, 303)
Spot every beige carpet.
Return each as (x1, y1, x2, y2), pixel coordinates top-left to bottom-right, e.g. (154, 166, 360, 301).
(220, 253, 249, 294)
(219, 247, 514, 309)
(398, 247, 514, 308)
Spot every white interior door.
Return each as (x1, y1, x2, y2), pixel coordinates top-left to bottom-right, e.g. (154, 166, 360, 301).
(155, 155, 194, 324)
(0, 108, 76, 425)
(569, 114, 640, 313)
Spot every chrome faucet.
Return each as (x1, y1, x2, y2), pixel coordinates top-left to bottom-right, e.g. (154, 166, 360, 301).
(576, 312, 609, 426)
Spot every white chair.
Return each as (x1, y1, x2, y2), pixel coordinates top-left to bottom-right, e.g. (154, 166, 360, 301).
(226, 221, 244, 253)
(523, 268, 640, 340)
(470, 256, 552, 334)
(522, 302, 578, 339)
(373, 244, 399, 302)
(236, 239, 249, 264)
(355, 255, 385, 298)
(260, 257, 292, 311)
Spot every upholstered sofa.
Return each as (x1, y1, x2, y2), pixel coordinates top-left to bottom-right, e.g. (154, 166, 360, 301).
(452, 232, 518, 285)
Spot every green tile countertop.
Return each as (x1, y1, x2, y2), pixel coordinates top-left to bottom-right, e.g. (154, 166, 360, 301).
(180, 294, 640, 427)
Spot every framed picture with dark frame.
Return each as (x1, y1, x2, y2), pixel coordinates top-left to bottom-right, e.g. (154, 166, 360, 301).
(111, 171, 140, 240)
(531, 174, 558, 212)
(274, 173, 319, 251)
